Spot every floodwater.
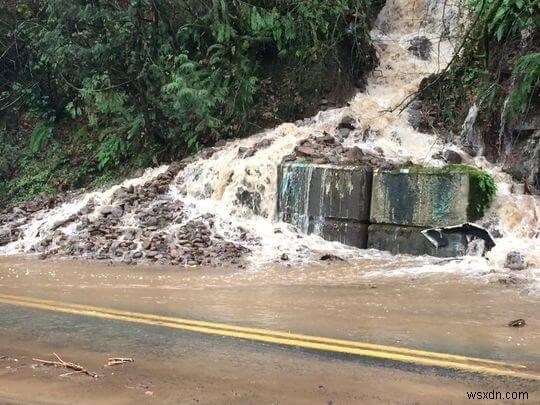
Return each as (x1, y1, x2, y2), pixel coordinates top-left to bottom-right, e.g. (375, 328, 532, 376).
(0, 256, 538, 364)
(0, 257, 538, 403)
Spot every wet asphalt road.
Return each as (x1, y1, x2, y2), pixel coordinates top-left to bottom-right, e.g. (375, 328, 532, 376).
(0, 257, 538, 403)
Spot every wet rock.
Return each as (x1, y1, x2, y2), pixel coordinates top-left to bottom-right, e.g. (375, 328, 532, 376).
(296, 145, 322, 158)
(141, 239, 151, 250)
(145, 216, 159, 227)
(252, 138, 273, 150)
(282, 153, 295, 162)
(238, 146, 256, 159)
(443, 149, 464, 164)
(338, 115, 356, 130)
(407, 106, 424, 130)
(0, 230, 13, 246)
(50, 214, 78, 231)
(505, 251, 527, 270)
(320, 253, 344, 261)
(100, 205, 115, 215)
(199, 148, 217, 159)
(110, 206, 124, 218)
(343, 147, 365, 163)
(319, 133, 336, 145)
(408, 36, 432, 60)
(507, 319, 526, 328)
(337, 127, 352, 138)
(497, 275, 524, 286)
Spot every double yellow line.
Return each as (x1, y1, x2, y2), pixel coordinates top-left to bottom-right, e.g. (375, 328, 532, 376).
(0, 293, 537, 380)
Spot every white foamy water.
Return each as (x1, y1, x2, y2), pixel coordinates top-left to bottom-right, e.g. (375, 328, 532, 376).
(0, 0, 538, 289)
(0, 166, 168, 254)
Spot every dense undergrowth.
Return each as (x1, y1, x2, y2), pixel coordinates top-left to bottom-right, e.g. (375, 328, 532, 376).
(418, 0, 539, 189)
(0, 0, 381, 206)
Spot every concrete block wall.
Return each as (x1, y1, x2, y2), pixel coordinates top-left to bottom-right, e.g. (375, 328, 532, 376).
(369, 171, 471, 227)
(277, 163, 476, 257)
(277, 162, 372, 248)
(368, 170, 473, 256)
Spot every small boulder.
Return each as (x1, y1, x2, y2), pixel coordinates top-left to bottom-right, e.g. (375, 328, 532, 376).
(238, 146, 256, 159)
(110, 206, 124, 218)
(319, 133, 336, 145)
(100, 205, 114, 215)
(344, 147, 364, 163)
(320, 253, 344, 261)
(408, 36, 432, 60)
(296, 145, 321, 158)
(338, 115, 356, 130)
(337, 127, 352, 138)
(280, 253, 289, 261)
(0, 230, 13, 246)
(443, 149, 464, 164)
(505, 251, 527, 270)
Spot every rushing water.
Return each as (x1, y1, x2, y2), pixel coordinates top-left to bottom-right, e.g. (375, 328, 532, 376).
(0, 0, 538, 289)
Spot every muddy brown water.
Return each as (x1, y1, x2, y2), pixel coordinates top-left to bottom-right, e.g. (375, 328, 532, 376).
(0, 256, 538, 403)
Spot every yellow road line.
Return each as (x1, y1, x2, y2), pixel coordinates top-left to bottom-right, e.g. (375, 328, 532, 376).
(0, 293, 518, 368)
(0, 293, 537, 380)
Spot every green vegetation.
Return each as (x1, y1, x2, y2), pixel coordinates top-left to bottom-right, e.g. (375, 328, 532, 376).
(419, 0, 539, 143)
(1, 0, 379, 206)
(397, 164, 497, 218)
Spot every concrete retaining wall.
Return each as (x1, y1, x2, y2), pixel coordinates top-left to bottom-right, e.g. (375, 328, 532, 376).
(367, 224, 467, 257)
(370, 170, 471, 227)
(277, 163, 475, 257)
(277, 162, 372, 248)
(368, 169, 473, 256)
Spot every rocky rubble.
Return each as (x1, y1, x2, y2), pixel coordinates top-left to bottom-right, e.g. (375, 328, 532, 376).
(0, 193, 72, 246)
(0, 162, 249, 267)
(504, 251, 528, 271)
(286, 128, 397, 168)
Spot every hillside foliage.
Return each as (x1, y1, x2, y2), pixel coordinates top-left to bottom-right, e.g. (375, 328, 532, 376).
(419, 0, 539, 146)
(0, 0, 378, 205)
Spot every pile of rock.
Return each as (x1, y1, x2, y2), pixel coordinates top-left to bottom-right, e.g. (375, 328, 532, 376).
(1, 161, 250, 267)
(0, 193, 70, 246)
(287, 133, 396, 168)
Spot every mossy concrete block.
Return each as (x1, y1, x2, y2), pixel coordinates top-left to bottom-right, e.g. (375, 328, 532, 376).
(370, 170, 471, 227)
(277, 162, 372, 248)
(308, 219, 368, 248)
(278, 162, 372, 223)
(368, 224, 467, 257)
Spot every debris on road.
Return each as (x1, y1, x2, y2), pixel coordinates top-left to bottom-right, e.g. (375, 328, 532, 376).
(421, 223, 496, 255)
(107, 357, 134, 367)
(320, 254, 344, 261)
(507, 319, 526, 328)
(33, 353, 98, 378)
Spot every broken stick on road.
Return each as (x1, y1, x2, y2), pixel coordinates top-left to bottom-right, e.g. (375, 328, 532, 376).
(33, 353, 98, 378)
(107, 357, 134, 366)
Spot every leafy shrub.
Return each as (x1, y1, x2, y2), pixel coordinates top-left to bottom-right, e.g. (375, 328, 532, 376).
(0, 0, 378, 204)
(508, 52, 540, 116)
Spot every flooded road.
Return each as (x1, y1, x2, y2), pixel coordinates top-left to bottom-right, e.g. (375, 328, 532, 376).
(0, 256, 539, 403)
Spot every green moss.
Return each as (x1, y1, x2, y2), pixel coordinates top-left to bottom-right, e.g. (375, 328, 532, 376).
(390, 163, 497, 220)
